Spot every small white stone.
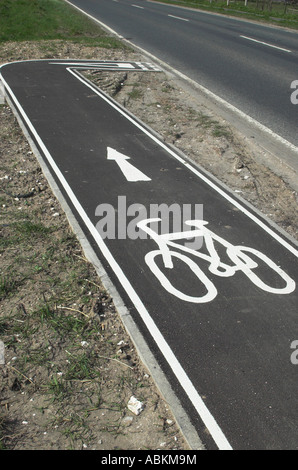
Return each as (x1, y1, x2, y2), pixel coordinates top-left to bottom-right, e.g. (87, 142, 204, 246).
(127, 396, 144, 415)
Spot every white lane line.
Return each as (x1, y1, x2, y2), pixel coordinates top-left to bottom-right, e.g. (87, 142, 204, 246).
(240, 35, 292, 53)
(168, 14, 189, 22)
(132, 4, 144, 8)
(50, 61, 137, 69)
(63, 2, 298, 242)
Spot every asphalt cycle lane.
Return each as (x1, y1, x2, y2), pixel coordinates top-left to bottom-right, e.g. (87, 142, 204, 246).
(1, 59, 297, 450)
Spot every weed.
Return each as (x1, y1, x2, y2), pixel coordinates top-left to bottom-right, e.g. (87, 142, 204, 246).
(212, 124, 233, 140)
(0, 314, 12, 334)
(14, 220, 51, 234)
(0, 275, 17, 300)
(128, 89, 143, 100)
(64, 351, 100, 381)
(0, 416, 8, 450)
(46, 375, 68, 401)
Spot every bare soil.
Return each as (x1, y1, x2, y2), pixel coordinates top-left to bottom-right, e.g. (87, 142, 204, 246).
(0, 39, 297, 451)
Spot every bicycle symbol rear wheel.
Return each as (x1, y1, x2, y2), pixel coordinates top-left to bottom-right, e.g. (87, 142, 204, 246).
(145, 250, 217, 303)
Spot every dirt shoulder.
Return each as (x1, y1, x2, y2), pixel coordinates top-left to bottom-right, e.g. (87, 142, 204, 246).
(0, 39, 297, 451)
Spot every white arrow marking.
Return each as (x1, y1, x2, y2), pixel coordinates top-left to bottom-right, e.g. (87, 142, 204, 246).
(107, 147, 151, 182)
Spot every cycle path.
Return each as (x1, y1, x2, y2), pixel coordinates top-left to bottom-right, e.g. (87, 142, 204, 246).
(1, 60, 297, 450)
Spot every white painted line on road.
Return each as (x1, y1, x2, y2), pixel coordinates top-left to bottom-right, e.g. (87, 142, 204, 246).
(168, 14, 189, 22)
(240, 35, 292, 53)
(132, 4, 145, 8)
(3, 58, 298, 449)
(51, 61, 136, 69)
(0, 79, 5, 104)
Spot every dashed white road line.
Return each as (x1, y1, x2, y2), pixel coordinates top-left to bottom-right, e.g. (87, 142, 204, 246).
(168, 14, 189, 22)
(240, 35, 292, 53)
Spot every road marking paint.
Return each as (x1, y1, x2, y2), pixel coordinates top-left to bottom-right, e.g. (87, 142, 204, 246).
(138, 218, 296, 303)
(2, 60, 298, 449)
(240, 35, 292, 53)
(50, 61, 160, 72)
(50, 61, 136, 69)
(107, 147, 151, 182)
(168, 14, 189, 22)
(132, 4, 144, 8)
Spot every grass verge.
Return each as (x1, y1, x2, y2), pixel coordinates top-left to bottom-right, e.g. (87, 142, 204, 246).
(0, 0, 124, 47)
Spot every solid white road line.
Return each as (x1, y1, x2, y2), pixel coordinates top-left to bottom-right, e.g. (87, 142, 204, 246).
(240, 35, 292, 53)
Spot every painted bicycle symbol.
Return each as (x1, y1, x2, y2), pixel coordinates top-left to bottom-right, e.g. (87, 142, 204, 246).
(137, 218, 296, 303)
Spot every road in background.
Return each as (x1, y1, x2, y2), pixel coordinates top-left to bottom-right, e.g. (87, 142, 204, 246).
(66, 0, 298, 165)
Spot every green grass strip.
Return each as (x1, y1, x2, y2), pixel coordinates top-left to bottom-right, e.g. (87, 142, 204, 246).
(0, 0, 124, 46)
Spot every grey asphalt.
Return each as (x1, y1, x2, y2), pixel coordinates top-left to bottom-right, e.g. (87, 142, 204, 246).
(1, 59, 297, 450)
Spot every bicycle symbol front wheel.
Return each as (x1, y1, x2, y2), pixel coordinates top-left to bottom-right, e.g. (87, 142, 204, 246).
(227, 246, 296, 295)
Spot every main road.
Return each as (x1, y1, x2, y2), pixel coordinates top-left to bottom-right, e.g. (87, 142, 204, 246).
(66, 0, 298, 166)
